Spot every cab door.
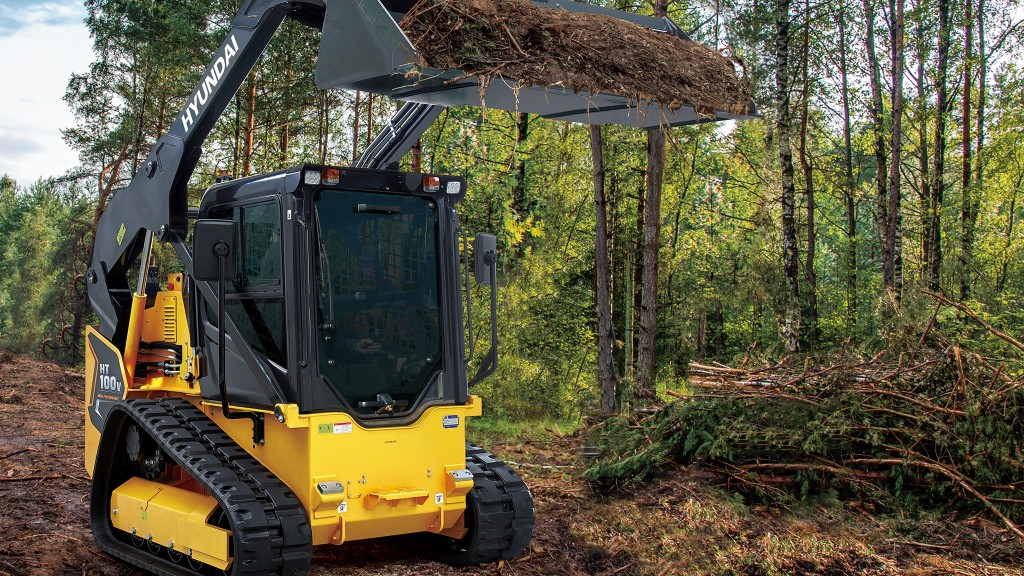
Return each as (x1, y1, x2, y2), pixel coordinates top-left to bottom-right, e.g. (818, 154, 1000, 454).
(201, 199, 289, 408)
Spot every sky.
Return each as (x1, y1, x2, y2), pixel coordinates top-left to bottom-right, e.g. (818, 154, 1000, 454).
(0, 0, 93, 187)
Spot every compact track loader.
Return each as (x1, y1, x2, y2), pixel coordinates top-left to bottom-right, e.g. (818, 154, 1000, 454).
(83, 0, 755, 574)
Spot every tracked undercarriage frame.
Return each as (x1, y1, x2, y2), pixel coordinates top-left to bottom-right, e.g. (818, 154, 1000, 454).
(90, 399, 312, 576)
(86, 393, 535, 575)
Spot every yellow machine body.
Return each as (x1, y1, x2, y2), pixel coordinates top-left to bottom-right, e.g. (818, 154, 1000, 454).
(110, 477, 231, 569)
(204, 398, 479, 544)
(86, 276, 480, 547)
(84, 326, 129, 474)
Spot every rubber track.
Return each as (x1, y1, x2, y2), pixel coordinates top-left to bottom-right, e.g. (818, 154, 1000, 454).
(463, 443, 535, 562)
(417, 442, 534, 565)
(90, 398, 312, 576)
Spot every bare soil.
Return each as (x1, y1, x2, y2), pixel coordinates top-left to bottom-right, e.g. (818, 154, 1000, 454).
(400, 0, 753, 117)
(0, 353, 1021, 576)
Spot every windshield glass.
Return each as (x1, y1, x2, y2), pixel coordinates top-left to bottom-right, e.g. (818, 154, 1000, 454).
(314, 190, 442, 416)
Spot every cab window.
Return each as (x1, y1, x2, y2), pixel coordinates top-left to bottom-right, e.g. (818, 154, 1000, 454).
(209, 201, 287, 366)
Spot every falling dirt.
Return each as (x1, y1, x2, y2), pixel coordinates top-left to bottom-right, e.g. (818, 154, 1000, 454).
(399, 0, 754, 117)
(0, 353, 1021, 575)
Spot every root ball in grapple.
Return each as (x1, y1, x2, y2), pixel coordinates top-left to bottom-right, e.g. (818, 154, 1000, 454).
(399, 0, 753, 117)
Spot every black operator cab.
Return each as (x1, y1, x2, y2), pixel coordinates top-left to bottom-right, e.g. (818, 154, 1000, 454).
(196, 164, 469, 426)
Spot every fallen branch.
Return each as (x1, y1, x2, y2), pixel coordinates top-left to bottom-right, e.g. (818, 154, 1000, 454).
(887, 539, 951, 551)
(848, 457, 1024, 540)
(503, 460, 575, 470)
(591, 345, 1024, 538)
(0, 448, 35, 460)
(0, 473, 87, 484)
(923, 290, 1024, 353)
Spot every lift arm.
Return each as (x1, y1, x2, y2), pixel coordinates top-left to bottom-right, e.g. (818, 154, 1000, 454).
(354, 102, 443, 170)
(88, 0, 327, 345)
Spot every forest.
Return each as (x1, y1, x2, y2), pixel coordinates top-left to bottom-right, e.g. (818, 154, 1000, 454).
(2, 0, 1024, 573)
(3, 0, 1023, 415)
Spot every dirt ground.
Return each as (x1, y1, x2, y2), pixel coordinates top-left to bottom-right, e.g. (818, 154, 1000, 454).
(1, 353, 1022, 576)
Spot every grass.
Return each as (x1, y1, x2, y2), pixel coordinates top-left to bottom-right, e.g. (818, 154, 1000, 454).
(466, 414, 579, 445)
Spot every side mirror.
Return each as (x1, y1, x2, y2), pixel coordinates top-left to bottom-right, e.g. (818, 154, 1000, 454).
(468, 232, 499, 387)
(193, 219, 237, 281)
(474, 233, 496, 286)
(192, 218, 262, 442)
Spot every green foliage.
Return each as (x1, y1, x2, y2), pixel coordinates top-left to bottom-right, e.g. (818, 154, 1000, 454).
(432, 109, 600, 419)
(0, 179, 92, 356)
(586, 348, 1024, 524)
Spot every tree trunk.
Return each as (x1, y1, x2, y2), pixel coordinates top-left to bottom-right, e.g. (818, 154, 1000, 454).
(365, 93, 375, 149)
(928, 0, 949, 292)
(156, 99, 166, 140)
(799, 0, 818, 348)
(591, 125, 618, 415)
(972, 0, 986, 293)
(280, 66, 292, 167)
(916, 0, 931, 280)
(410, 139, 423, 172)
(318, 91, 331, 165)
(624, 247, 634, 383)
(777, 0, 800, 351)
(887, 0, 905, 297)
(962, 0, 986, 299)
(839, 8, 857, 336)
(513, 113, 532, 256)
(352, 91, 361, 162)
(131, 58, 151, 177)
(636, 128, 664, 400)
(69, 281, 90, 363)
(242, 74, 257, 176)
(997, 177, 1018, 293)
(233, 94, 241, 176)
(512, 113, 530, 216)
(959, 0, 974, 299)
(634, 0, 669, 400)
(864, 0, 890, 292)
(280, 119, 290, 167)
(975, 0, 987, 187)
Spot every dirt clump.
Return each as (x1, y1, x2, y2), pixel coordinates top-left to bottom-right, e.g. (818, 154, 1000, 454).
(400, 0, 753, 117)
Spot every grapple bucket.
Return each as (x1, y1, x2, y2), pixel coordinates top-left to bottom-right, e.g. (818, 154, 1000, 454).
(315, 0, 757, 129)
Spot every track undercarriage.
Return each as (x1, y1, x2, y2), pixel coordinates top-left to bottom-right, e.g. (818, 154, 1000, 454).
(90, 398, 312, 576)
(89, 398, 534, 575)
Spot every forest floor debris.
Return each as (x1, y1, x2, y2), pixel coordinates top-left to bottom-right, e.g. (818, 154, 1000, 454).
(684, 347, 1024, 537)
(0, 353, 1021, 575)
(399, 0, 753, 116)
(586, 301, 1024, 572)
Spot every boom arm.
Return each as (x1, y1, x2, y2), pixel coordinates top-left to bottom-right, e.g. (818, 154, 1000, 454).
(88, 0, 326, 344)
(354, 102, 442, 170)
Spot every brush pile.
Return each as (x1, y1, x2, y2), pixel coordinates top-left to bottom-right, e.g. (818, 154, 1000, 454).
(587, 303, 1024, 538)
(399, 0, 753, 116)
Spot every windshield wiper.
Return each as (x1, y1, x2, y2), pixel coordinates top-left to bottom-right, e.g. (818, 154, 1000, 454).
(314, 207, 335, 328)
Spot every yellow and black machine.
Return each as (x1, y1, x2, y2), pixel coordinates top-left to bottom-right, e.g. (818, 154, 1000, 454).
(82, 0, 755, 573)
